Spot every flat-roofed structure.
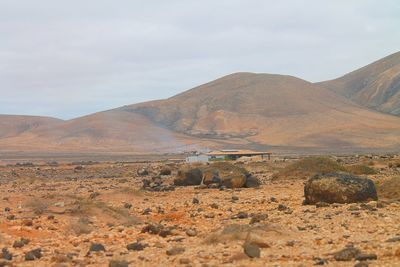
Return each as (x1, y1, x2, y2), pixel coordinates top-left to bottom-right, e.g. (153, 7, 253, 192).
(206, 149, 271, 161)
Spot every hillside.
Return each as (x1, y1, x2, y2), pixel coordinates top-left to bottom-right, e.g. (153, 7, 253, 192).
(318, 51, 400, 115)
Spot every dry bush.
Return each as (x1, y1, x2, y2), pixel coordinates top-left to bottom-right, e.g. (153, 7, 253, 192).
(25, 198, 48, 215)
(272, 157, 346, 180)
(345, 164, 377, 175)
(119, 187, 143, 197)
(69, 197, 139, 226)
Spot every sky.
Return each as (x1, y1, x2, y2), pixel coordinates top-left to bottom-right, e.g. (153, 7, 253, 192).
(0, 0, 399, 119)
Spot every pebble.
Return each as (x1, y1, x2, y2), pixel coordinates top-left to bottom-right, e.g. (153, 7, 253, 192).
(243, 243, 260, 258)
(166, 247, 185, 256)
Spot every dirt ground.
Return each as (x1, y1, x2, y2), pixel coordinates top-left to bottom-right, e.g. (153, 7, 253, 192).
(0, 155, 399, 267)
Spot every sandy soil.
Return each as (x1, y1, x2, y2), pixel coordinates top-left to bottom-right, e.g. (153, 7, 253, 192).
(0, 156, 399, 267)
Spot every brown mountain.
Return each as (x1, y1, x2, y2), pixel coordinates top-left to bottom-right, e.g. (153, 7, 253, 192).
(1, 68, 400, 154)
(318, 51, 400, 115)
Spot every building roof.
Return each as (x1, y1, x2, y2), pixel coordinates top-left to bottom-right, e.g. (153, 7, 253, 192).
(206, 149, 271, 156)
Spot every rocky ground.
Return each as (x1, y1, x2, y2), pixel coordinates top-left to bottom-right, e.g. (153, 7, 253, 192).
(0, 155, 399, 266)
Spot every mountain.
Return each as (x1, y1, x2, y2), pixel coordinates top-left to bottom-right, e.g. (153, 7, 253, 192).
(318, 51, 400, 115)
(1, 57, 400, 154)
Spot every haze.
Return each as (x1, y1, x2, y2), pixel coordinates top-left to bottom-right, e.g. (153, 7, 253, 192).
(0, 0, 399, 119)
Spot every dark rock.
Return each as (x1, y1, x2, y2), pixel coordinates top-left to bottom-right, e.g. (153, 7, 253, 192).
(25, 248, 42, 261)
(221, 174, 247, 188)
(137, 168, 149, 176)
(127, 242, 147, 251)
(243, 243, 260, 258)
(141, 223, 162, 235)
(245, 176, 261, 188)
(210, 203, 219, 209)
(89, 192, 100, 199)
(314, 257, 328, 265)
(4, 208, 10, 212)
(109, 260, 129, 267)
(386, 236, 400, 242)
(174, 168, 203, 186)
(304, 173, 378, 204)
(124, 203, 132, 209)
(355, 254, 377, 261)
(315, 202, 330, 208)
(192, 198, 199, 204)
(6, 215, 15, 220)
(232, 196, 239, 201)
(333, 247, 361, 261)
(0, 248, 12, 261)
(160, 167, 172, 176)
(89, 243, 106, 252)
(166, 247, 185, 256)
(278, 204, 288, 211)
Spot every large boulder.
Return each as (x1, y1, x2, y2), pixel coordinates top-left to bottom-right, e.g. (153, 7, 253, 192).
(174, 168, 203, 186)
(221, 174, 247, 188)
(245, 175, 261, 188)
(304, 172, 378, 204)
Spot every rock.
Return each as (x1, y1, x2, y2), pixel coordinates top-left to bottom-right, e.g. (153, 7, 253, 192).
(13, 238, 29, 248)
(25, 248, 42, 261)
(174, 168, 203, 186)
(160, 167, 172, 176)
(278, 204, 288, 211)
(137, 168, 149, 176)
(141, 223, 162, 235)
(243, 243, 260, 258)
(210, 203, 219, 209)
(386, 236, 400, 242)
(22, 219, 33, 226)
(185, 229, 197, 237)
(0, 248, 12, 261)
(127, 242, 147, 251)
(334, 247, 361, 261)
(6, 215, 15, 220)
(232, 196, 239, 201)
(304, 173, 378, 204)
(355, 254, 377, 261)
(221, 174, 247, 188)
(4, 207, 10, 212)
(109, 260, 129, 267)
(89, 243, 106, 252)
(179, 258, 190, 264)
(123, 203, 132, 209)
(202, 170, 221, 185)
(166, 247, 185, 256)
(245, 176, 261, 188)
(316, 202, 330, 208)
(192, 197, 199, 204)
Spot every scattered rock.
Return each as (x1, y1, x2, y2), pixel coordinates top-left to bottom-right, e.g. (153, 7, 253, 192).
(185, 229, 197, 237)
(243, 243, 260, 258)
(0, 248, 12, 261)
(89, 243, 106, 253)
(109, 260, 129, 267)
(166, 247, 185, 256)
(192, 197, 199, 204)
(355, 253, 377, 261)
(25, 248, 42, 261)
(334, 247, 361, 261)
(160, 167, 172, 176)
(127, 242, 147, 251)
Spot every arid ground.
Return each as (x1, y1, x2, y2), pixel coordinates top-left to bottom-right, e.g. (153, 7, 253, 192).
(0, 154, 399, 267)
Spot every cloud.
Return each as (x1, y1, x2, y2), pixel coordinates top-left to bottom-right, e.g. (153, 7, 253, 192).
(0, 0, 399, 119)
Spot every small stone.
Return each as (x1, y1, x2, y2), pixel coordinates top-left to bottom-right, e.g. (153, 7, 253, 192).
(243, 243, 260, 258)
(22, 219, 33, 226)
(355, 254, 377, 261)
(210, 203, 219, 209)
(277, 204, 287, 211)
(109, 260, 129, 267)
(204, 213, 215, 219)
(192, 198, 199, 204)
(124, 203, 132, 209)
(89, 243, 106, 252)
(179, 258, 190, 264)
(232, 196, 239, 201)
(315, 202, 330, 208)
(127, 242, 147, 251)
(334, 247, 361, 261)
(185, 229, 197, 237)
(166, 247, 185, 256)
(13, 240, 25, 248)
(386, 236, 400, 242)
(6, 215, 15, 220)
(0, 248, 12, 261)
(4, 207, 10, 212)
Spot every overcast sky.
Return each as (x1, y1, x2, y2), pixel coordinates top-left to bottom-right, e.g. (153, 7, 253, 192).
(0, 0, 399, 119)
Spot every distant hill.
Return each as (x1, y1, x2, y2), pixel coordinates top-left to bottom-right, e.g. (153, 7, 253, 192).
(318, 51, 400, 115)
(1, 54, 400, 154)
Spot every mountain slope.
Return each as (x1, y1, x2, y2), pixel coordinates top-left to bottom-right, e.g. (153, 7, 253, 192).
(119, 72, 400, 151)
(318, 51, 400, 115)
(1, 71, 400, 154)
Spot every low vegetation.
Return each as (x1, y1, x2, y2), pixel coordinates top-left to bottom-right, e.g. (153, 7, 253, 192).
(273, 156, 378, 180)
